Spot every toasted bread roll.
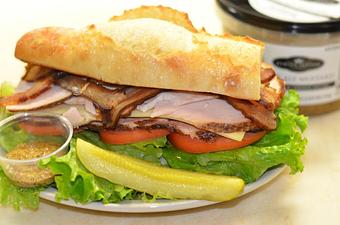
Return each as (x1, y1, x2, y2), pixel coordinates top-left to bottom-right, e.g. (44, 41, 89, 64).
(15, 13, 263, 100)
(109, 5, 198, 32)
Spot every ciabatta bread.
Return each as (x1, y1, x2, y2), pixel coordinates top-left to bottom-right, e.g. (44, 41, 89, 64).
(15, 7, 264, 100)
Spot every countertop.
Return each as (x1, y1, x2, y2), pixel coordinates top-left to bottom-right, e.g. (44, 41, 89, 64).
(1, 1, 339, 224)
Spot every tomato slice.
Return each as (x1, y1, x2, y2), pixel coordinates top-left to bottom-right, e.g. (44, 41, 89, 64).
(100, 129, 170, 145)
(167, 131, 267, 154)
(19, 122, 65, 136)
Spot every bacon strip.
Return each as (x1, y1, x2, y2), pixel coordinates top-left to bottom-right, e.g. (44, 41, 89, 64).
(261, 67, 276, 84)
(229, 64, 284, 126)
(260, 76, 285, 111)
(225, 97, 276, 130)
(0, 76, 53, 106)
(261, 63, 276, 84)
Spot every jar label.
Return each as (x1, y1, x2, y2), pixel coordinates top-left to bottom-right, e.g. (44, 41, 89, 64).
(264, 43, 340, 105)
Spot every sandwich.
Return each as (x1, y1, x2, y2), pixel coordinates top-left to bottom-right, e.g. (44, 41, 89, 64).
(0, 6, 307, 209)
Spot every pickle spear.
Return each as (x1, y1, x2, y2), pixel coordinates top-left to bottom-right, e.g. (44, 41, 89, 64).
(76, 138, 245, 202)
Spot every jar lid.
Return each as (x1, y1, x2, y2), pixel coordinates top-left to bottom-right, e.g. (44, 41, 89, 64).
(217, 0, 340, 33)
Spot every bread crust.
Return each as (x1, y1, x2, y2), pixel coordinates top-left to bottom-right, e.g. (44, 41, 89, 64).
(15, 7, 263, 100)
(109, 5, 198, 32)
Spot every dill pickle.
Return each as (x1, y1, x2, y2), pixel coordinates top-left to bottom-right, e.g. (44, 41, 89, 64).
(76, 139, 244, 202)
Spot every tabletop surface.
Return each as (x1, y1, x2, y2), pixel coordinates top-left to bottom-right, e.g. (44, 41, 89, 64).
(0, 1, 339, 224)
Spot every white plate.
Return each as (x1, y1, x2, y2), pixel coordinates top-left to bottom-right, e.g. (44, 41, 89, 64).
(40, 166, 285, 213)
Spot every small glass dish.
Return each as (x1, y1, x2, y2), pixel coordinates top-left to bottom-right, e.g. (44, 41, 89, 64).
(0, 112, 73, 187)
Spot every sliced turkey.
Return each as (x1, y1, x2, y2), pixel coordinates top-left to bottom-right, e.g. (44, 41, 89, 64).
(63, 107, 86, 128)
(116, 118, 204, 139)
(64, 97, 97, 115)
(0, 76, 54, 106)
(116, 118, 245, 142)
(6, 81, 72, 111)
(137, 91, 218, 116)
(163, 99, 256, 133)
(130, 97, 256, 133)
(33, 103, 101, 128)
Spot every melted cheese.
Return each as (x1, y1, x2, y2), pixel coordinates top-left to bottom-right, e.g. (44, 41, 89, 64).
(216, 132, 245, 141)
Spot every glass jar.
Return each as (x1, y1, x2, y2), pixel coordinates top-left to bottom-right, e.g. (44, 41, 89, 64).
(216, 0, 340, 115)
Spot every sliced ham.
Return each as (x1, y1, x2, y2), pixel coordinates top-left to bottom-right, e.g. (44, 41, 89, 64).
(6, 82, 71, 111)
(0, 76, 53, 106)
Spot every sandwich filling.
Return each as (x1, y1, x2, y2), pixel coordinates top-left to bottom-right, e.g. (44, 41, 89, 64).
(1, 63, 284, 152)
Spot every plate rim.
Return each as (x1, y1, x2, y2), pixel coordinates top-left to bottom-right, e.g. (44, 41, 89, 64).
(40, 166, 286, 213)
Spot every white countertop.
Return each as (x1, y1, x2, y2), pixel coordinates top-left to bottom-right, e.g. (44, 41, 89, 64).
(1, 1, 340, 224)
